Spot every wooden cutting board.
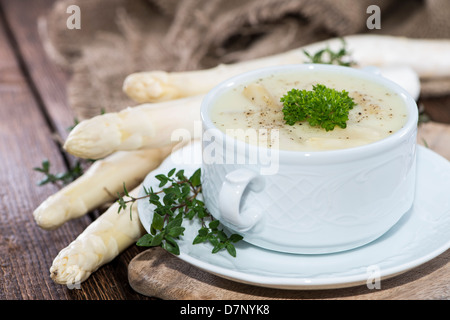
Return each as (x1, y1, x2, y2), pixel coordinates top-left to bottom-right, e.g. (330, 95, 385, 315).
(128, 121, 450, 300)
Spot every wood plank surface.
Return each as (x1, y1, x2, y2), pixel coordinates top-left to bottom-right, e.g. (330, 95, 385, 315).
(420, 96, 450, 124)
(417, 121, 450, 160)
(0, 0, 150, 300)
(0, 0, 73, 140)
(0, 6, 87, 299)
(129, 246, 449, 300)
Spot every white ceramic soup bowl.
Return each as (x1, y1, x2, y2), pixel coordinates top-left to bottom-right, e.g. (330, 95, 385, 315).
(200, 64, 418, 254)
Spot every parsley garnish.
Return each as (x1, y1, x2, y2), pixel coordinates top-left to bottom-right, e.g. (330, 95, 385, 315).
(117, 168, 243, 257)
(280, 84, 356, 131)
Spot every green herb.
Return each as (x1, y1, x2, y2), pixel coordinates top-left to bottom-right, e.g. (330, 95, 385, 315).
(303, 39, 355, 66)
(66, 109, 107, 132)
(117, 168, 243, 257)
(33, 159, 84, 187)
(35, 110, 106, 187)
(281, 84, 356, 131)
(66, 118, 80, 132)
(418, 102, 430, 124)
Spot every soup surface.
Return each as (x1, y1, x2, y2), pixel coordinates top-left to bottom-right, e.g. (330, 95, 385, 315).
(210, 70, 408, 151)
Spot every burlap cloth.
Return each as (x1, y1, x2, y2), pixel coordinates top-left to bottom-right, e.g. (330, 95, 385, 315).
(40, 0, 450, 119)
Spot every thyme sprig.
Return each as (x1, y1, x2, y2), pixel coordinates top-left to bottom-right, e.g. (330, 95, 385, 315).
(34, 112, 104, 188)
(33, 159, 84, 188)
(117, 168, 243, 257)
(303, 39, 355, 67)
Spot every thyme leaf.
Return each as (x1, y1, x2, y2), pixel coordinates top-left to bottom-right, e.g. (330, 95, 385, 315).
(303, 39, 355, 67)
(33, 159, 84, 187)
(117, 168, 243, 257)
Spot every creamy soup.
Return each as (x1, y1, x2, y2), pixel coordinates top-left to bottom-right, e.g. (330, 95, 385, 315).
(210, 70, 409, 151)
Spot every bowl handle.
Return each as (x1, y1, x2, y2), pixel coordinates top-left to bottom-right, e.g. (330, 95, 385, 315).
(218, 168, 265, 232)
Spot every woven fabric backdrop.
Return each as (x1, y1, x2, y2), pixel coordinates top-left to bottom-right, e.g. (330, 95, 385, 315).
(39, 0, 450, 119)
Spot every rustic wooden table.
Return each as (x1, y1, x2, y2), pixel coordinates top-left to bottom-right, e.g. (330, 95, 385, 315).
(0, 0, 150, 300)
(0, 0, 448, 300)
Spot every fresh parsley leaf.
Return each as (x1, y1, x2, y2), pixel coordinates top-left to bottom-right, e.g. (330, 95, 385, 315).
(281, 84, 356, 131)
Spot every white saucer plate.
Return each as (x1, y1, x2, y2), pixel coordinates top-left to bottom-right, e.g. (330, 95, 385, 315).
(138, 142, 450, 290)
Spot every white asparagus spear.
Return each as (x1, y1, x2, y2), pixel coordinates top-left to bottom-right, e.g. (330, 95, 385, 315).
(50, 185, 143, 285)
(243, 83, 279, 109)
(123, 34, 450, 103)
(63, 95, 202, 160)
(34, 147, 170, 230)
(122, 71, 209, 103)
